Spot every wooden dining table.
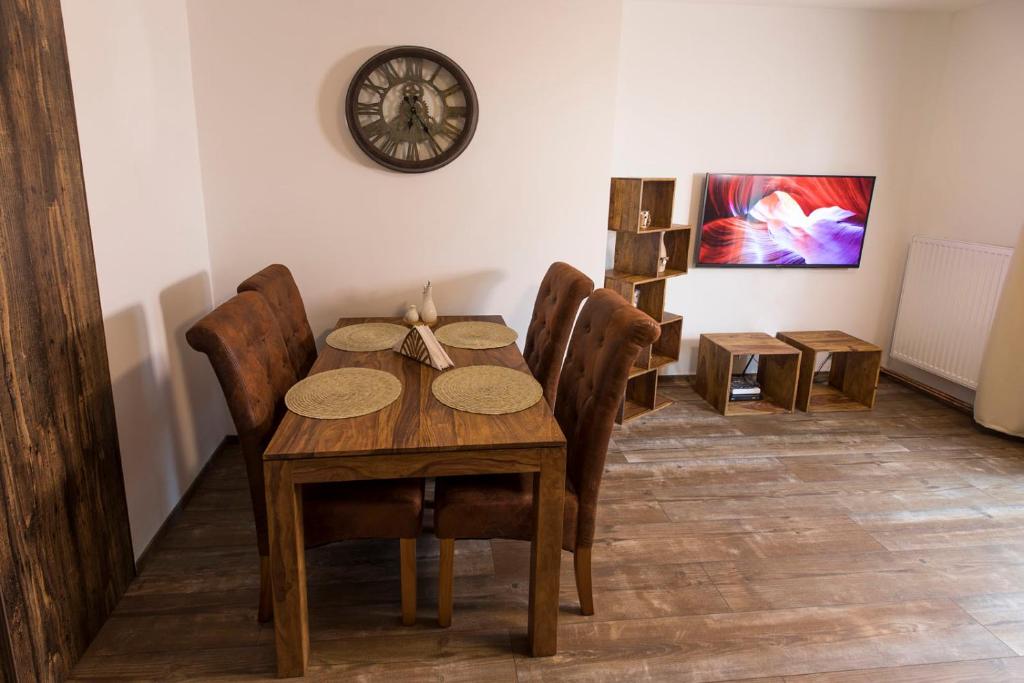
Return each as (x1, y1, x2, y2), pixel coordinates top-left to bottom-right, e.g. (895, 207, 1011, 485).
(263, 315, 567, 677)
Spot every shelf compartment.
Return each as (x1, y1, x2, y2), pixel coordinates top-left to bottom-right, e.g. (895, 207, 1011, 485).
(695, 333, 801, 416)
(618, 371, 673, 423)
(630, 353, 675, 378)
(776, 331, 882, 413)
(653, 312, 682, 365)
(663, 228, 692, 274)
(618, 369, 657, 423)
(604, 275, 665, 321)
(612, 226, 692, 278)
(620, 390, 673, 423)
(608, 177, 676, 232)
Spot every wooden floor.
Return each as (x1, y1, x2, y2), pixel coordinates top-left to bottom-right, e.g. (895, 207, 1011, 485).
(72, 378, 1024, 681)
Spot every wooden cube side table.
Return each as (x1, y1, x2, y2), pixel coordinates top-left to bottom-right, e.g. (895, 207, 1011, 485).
(695, 333, 801, 416)
(776, 331, 882, 412)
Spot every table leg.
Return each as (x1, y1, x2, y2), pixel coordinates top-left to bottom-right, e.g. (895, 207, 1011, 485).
(265, 461, 308, 677)
(528, 445, 566, 656)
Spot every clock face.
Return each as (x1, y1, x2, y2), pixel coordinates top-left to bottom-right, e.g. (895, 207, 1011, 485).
(345, 46, 478, 173)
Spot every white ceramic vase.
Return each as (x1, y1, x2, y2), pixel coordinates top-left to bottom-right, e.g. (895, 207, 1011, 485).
(658, 235, 668, 273)
(404, 304, 420, 325)
(420, 282, 438, 325)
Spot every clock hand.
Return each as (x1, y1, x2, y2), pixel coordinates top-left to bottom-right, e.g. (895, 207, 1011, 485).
(400, 95, 430, 133)
(411, 110, 431, 135)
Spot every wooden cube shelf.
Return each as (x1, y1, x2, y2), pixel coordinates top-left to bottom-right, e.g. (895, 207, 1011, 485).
(776, 331, 882, 412)
(603, 272, 666, 320)
(608, 177, 677, 232)
(695, 333, 801, 416)
(606, 177, 690, 424)
(619, 368, 673, 423)
(630, 313, 684, 375)
(663, 229, 691, 274)
(612, 225, 692, 278)
(653, 313, 682, 367)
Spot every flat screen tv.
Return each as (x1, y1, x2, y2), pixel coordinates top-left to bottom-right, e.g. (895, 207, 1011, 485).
(696, 173, 875, 268)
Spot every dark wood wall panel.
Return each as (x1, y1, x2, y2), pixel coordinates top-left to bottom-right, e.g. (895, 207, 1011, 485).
(0, 0, 135, 679)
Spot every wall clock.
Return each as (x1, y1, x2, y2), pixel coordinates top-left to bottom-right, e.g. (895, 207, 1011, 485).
(345, 46, 478, 173)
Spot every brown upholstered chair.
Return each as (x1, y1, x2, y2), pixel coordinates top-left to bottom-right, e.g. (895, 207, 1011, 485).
(237, 264, 317, 378)
(433, 289, 660, 625)
(522, 262, 595, 405)
(186, 292, 424, 625)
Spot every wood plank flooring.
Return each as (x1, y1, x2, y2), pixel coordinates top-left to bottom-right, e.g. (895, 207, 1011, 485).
(71, 378, 1024, 681)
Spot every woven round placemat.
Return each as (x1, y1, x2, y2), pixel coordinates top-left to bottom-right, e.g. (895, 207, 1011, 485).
(285, 368, 402, 419)
(431, 365, 542, 415)
(434, 321, 518, 350)
(326, 322, 409, 352)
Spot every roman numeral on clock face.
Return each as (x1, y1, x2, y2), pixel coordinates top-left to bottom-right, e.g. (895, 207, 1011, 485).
(361, 118, 390, 144)
(439, 120, 462, 141)
(405, 57, 423, 80)
(426, 136, 442, 157)
(360, 81, 387, 98)
(356, 101, 382, 118)
(378, 60, 402, 86)
(380, 137, 399, 157)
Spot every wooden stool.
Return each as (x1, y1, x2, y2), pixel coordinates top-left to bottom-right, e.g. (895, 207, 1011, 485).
(776, 331, 881, 412)
(695, 333, 801, 416)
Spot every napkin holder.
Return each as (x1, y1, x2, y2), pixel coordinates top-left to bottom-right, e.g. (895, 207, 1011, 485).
(393, 324, 454, 371)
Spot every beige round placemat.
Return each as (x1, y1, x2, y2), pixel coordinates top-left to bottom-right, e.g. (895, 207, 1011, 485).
(326, 322, 408, 352)
(434, 321, 518, 350)
(431, 365, 542, 415)
(285, 368, 402, 419)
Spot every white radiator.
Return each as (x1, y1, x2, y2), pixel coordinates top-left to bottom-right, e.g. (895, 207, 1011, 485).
(891, 236, 1013, 389)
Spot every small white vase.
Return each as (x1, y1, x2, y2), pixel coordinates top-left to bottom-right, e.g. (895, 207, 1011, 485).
(658, 235, 668, 273)
(420, 281, 438, 325)
(404, 304, 419, 325)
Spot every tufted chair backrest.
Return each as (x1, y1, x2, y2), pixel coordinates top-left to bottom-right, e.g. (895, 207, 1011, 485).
(522, 262, 595, 405)
(186, 292, 298, 557)
(554, 289, 660, 548)
(237, 264, 317, 378)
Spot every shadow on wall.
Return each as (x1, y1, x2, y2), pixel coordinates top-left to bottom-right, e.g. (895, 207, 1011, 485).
(104, 303, 180, 551)
(310, 268, 505, 345)
(104, 272, 231, 555)
(160, 272, 231, 467)
(317, 46, 396, 171)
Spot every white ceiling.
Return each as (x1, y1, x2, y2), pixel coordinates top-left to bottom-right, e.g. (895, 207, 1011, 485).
(664, 0, 988, 11)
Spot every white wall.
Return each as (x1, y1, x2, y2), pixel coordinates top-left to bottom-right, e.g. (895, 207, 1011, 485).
(903, 0, 1024, 247)
(881, 0, 1024, 396)
(63, 0, 230, 559)
(612, 0, 949, 373)
(185, 0, 623, 341)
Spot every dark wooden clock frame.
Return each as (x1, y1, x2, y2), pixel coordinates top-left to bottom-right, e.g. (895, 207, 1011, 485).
(345, 45, 478, 173)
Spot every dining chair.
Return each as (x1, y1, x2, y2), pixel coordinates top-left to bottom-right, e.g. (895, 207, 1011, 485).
(237, 264, 317, 378)
(433, 289, 660, 625)
(186, 292, 424, 625)
(522, 262, 595, 406)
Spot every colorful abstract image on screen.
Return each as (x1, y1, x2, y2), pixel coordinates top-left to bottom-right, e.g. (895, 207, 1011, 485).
(697, 174, 875, 267)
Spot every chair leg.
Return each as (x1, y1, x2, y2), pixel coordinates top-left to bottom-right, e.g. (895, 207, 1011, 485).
(438, 538, 455, 627)
(258, 555, 273, 623)
(574, 546, 594, 616)
(400, 538, 417, 626)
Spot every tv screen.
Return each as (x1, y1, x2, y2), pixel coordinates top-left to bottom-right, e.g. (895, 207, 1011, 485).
(696, 173, 875, 268)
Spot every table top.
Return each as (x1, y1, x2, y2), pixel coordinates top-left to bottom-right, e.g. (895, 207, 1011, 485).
(702, 332, 800, 356)
(265, 315, 566, 461)
(777, 330, 880, 353)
